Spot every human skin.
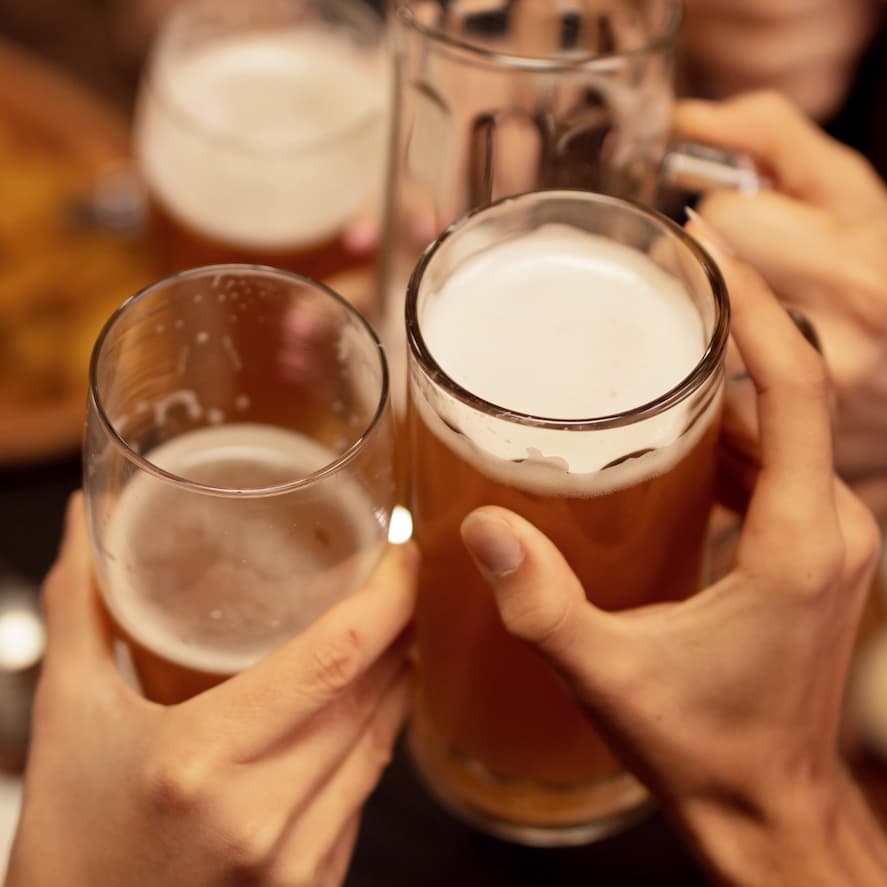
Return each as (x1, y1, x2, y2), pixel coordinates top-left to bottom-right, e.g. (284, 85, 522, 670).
(675, 90, 887, 485)
(680, 0, 882, 121)
(6, 501, 418, 887)
(460, 238, 886, 886)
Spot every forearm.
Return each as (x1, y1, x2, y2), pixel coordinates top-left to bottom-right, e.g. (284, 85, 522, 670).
(674, 768, 887, 887)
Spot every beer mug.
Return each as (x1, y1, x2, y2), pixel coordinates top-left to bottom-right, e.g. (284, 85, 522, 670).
(380, 0, 756, 354)
(85, 266, 394, 704)
(406, 191, 728, 845)
(134, 0, 386, 306)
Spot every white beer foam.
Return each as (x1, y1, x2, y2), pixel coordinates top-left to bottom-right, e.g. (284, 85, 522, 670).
(135, 29, 386, 250)
(101, 424, 386, 676)
(414, 225, 721, 497)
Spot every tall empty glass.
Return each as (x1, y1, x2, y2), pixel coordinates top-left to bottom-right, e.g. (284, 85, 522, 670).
(406, 191, 729, 845)
(85, 266, 394, 703)
(380, 0, 755, 369)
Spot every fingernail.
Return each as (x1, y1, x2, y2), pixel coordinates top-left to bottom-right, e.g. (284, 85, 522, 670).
(684, 207, 736, 257)
(461, 513, 525, 578)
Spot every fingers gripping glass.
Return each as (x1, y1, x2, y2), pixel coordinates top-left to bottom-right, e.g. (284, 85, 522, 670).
(404, 190, 728, 847)
(84, 265, 395, 704)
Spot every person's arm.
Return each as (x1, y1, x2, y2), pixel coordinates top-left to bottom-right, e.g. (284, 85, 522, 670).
(460, 238, 887, 886)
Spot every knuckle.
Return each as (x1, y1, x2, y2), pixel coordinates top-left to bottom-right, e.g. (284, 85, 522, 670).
(746, 88, 796, 120)
(218, 817, 277, 881)
(788, 539, 846, 597)
(499, 589, 571, 651)
(140, 745, 212, 815)
(276, 856, 321, 887)
(842, 502, 881, 582)
(308, 631, 364, 696)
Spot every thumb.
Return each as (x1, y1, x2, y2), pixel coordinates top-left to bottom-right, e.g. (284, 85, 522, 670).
(460, 507, 618, 688)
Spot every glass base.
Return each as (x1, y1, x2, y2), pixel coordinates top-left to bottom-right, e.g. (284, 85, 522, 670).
(408, 712, 654, 847)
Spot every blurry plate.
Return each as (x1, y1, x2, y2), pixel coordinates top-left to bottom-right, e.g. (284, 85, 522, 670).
(0, 39, 155, 464)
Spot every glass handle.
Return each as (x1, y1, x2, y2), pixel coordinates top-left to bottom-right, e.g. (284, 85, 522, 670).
(661, 141, 771, 195)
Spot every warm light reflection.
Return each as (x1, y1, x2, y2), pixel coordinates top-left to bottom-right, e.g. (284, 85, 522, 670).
(388, 505, 414, 544)
(0, 609, 45, 671)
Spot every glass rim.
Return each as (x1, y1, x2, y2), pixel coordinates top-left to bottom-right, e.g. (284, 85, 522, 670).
(405, 189, 730, 431)
(140, 0, 386, 157)
(393, 0, 682, 72)
(88, 264, 391, 499)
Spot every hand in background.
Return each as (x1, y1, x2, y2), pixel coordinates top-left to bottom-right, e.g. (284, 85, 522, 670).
(676, 90, 887, 484)
(6, 495, 417, 887)
(461, 242, 885, 886)
(680, 0, 881, 120)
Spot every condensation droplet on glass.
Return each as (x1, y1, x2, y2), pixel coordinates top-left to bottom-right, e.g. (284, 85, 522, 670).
(234, 394, 250, 410)
(136, 401, 149, 413)
(195, 331, 209, 345)
(174, 319, 184, 329)
(210, 609, 223, 621)
(194, 292, 203, 303)
(207, 408, 224, 424)
(218, 292, 227, 303)
(154, 323, 165, 334)
(270, 619, 281, 629)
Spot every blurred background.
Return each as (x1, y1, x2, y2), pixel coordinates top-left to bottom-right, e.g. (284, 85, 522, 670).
(1, 0, 887, 880)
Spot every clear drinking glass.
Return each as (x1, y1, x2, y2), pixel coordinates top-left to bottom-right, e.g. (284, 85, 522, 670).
(85, 266, 394, 704)
(379, 0, 754, 372)
(405, 190, 729, 845)
(134, 0, 387, 308)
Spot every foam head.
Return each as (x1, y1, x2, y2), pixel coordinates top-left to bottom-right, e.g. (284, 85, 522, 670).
(135, 29, 386, 250)
(413, 223, 721, 496)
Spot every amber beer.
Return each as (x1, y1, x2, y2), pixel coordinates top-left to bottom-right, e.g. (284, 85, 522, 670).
(99, 424, 386, 704)
(134, 2, 386, 289)
(406, 192, 728, 844)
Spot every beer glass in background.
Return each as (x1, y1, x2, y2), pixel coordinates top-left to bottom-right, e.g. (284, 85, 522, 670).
(85, 266, 394, 704)
(134, 0, 386, 308)
(380, 0, 756, 368)
(406, 191, 729, 845)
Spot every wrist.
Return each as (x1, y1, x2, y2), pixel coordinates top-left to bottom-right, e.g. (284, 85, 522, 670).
(671, 766, 886, 887)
